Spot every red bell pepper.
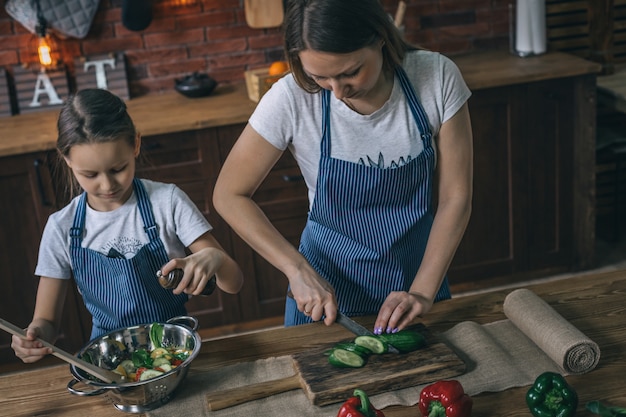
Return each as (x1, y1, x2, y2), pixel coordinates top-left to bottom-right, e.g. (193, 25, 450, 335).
(418, 380, 473, 417)
(337, 389, 385, 417)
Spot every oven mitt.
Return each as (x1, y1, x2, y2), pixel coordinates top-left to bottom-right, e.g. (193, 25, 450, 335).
(5, 0, 100, 39)
(122, 0, 152, 32)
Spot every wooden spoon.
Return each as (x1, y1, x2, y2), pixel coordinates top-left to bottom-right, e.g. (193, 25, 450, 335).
(0, 318, 124, 384)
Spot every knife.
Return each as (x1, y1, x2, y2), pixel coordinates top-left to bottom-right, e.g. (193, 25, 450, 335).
(286, 290, 400, 354)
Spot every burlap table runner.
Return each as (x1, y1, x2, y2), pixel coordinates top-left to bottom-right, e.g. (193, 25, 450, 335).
(148, 288, 600, 417)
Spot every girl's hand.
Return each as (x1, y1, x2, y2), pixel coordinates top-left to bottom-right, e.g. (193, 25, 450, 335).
(11, 326, 53, 363)
(160, 247, 225, 296)
(373, 291, 433, 335)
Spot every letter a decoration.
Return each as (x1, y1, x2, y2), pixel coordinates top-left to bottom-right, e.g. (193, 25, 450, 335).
(13, 64, 69, 114)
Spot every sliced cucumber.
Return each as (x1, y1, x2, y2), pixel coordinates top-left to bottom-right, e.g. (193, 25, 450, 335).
(155, 363, 172, 373)
(120, 359, 136, 374)
(333, 342, 373, 357)
(138, 368, 165, 381)
(354, 335, 387, 354)
(152, 357, 171, 367)
(328, 348, 365, 368)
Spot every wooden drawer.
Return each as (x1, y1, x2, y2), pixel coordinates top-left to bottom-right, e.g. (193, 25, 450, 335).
(254, 152, 308, 204)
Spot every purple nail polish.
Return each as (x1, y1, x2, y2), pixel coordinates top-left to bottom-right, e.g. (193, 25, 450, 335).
(374, 326, 382, 334)
(386, 326, 392, 334)
(392, 327, 399, 333)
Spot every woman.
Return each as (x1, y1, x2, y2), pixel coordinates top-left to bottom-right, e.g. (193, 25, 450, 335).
(214, 0, 472, 334)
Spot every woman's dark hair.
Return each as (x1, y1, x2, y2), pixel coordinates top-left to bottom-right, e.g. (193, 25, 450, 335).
(284, 0, 413, 93)
(56, 88, 137, 197)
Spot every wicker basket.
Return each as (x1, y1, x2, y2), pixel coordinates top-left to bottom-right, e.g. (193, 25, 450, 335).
(244, 67, 283, 102)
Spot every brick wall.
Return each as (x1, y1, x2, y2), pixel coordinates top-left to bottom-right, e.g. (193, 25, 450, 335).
(0, 0, 509, 99)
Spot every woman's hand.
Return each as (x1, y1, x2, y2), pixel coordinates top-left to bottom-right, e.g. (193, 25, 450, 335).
(373, 291, 433, 334)
(11, 321, 54, 363)
(287, 261, 338, 325)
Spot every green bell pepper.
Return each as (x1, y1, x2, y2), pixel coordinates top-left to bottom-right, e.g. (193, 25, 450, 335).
(526, 372, 578, 417)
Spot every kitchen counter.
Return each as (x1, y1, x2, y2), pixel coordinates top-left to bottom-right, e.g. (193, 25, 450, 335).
(0, 269, 624, 417)
(0, 50, 600, 158)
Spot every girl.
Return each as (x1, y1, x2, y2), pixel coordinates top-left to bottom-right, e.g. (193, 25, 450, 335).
(213, 0, 472, 334)
(12, 88, 243, 363)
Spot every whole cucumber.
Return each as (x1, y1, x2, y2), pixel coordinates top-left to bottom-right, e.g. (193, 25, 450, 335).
(378, 330, 426, 353)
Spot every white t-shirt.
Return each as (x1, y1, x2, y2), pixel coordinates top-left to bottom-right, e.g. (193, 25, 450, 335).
(249, 50, 471, 208)
(35, 179, 212, 279)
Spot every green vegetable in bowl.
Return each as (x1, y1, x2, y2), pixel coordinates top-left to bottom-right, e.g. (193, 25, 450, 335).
(150, 322, 164, 348)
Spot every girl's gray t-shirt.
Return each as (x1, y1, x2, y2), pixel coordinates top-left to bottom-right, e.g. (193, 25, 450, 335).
(35, 179, 211, 279)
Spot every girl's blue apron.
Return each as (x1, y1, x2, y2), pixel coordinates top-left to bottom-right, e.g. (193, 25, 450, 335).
(70, 178, 187, 340)
(285, 68, 451, 326)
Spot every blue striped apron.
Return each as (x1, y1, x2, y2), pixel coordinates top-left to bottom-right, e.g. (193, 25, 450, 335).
(70, 178, 187, 340)
(285, 68, 451, 326)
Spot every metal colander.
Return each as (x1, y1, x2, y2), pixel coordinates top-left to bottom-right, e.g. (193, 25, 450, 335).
(67, 316, 201, 413)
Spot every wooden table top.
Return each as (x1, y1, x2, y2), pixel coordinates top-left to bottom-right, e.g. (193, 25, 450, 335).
(0, 50, 600, 158)
(0, 269, 624, 417)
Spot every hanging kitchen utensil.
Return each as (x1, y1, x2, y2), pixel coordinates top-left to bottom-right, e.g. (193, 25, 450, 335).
(394, 1, 407, 28)
(0, 317, 124, 384)
(122, 0, 152, 32)
(5, 0, 101, 39)
(244, 0, 284, 29)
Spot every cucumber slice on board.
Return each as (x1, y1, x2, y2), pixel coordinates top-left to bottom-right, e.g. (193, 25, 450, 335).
(354, 335, 387, 354)
(328, 349, 365, 368)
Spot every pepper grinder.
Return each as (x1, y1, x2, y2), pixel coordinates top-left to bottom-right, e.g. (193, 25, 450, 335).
(156, 269, 217, 296)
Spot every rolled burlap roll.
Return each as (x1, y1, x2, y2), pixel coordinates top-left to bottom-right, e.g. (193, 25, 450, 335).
(503, 288, 600, 374)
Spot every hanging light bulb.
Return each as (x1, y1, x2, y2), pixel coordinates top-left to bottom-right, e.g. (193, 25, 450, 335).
(33, 0, 58, 68)
(37, 28, 53, 67)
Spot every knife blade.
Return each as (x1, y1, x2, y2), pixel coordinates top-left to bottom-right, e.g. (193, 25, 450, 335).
(286, 290, 400, 354)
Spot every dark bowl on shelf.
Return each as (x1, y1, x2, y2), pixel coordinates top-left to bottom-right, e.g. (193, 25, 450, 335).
(174, 72, 218, 98)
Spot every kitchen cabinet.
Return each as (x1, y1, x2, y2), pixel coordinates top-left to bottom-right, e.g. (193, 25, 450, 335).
(0, 151, 90, 366)
(448, 74, 597, 291)
(137, 123, 309, 326)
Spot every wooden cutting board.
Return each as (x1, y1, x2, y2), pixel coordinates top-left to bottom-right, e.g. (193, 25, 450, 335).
(206, 324, 466, 410)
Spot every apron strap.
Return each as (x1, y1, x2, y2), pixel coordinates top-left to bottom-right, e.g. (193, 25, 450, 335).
(70, 193, 87, 250)
(395, 67, 433, 148)
(133, 178, 160, 243)
(321, 89, 332, 157)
